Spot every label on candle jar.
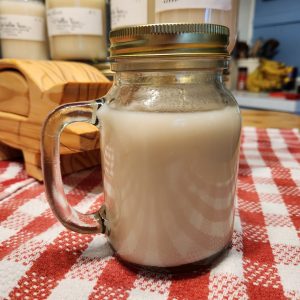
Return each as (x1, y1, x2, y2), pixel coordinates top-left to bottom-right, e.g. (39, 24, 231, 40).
(155, 0, 232, 12)
(0, 15, 46, 41)
(47, 8, 103, 36)
(111, 0, 148, 29)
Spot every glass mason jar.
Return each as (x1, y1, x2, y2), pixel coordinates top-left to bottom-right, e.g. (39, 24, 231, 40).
(42, 24, 241, 273)
(0, 0, 49, 59)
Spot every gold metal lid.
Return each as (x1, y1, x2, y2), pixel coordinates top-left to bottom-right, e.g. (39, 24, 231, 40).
(110, 23, 229, 58)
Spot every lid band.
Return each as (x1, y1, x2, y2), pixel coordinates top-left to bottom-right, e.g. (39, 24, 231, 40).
(110, 23, 230, 58)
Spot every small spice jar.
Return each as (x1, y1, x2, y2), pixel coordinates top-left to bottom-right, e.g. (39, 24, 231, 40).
(46, 0, 107, 61)
(155, 0, 239, 53)
(110, 0, 155, 29)
(0, 0, 48, 60)
(237, 67, 248, 91)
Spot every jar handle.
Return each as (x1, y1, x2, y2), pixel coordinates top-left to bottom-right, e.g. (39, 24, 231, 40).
(41, 99, 106, 234)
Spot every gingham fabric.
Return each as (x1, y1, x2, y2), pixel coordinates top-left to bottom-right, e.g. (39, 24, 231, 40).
(0, 127, 300, 300)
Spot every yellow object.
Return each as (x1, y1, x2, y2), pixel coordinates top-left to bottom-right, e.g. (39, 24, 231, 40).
(247, 59, 293, 92)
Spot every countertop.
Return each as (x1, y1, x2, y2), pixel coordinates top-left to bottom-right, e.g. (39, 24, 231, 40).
(242, 109, 300, 129)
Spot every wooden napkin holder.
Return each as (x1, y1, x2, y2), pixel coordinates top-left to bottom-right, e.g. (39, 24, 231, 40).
(0, 59, 112, 180)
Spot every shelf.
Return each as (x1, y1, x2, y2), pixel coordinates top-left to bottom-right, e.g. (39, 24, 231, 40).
(233, 91, 300, 114)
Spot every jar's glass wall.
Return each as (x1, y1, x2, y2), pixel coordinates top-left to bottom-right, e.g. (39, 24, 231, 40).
(98, 58, 241, 267)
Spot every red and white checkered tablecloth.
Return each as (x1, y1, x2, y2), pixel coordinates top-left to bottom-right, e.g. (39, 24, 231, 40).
(0, 127, 299, 300)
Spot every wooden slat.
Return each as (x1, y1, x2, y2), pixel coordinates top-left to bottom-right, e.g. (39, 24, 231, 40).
(241, 109, 300, 129)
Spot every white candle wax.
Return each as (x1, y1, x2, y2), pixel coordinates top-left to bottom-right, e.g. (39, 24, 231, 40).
(110, 0, 155, 29)
(46, 0, 107, 61)
(155, 0, 239, 53)
(0, 0, 49, 60)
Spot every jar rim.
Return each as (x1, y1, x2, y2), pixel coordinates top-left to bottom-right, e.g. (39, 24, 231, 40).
(110, 56, 229, 72)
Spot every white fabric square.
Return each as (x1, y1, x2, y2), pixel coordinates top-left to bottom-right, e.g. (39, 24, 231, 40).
(245, 158, 266, 167)
(271, 144, 299, 168)
(241, 144, 259, 151)
(270, 140, 288, 149)
(0, 260, 27, 298)
(0, 163, 22, 181)
(0, 226, 16, 243)
(277, 264, 300, 293)
(211, 249, 244, 279)
(244, 127, 256, 132)
(208, 273, 248, 300)
(48, 278, 95, 300)
(267, 226, 300, 246)
(255, 183, 279, 195)
(243, 149, 260, 156)
(132, 274, 171, 296)
(74, 189, 102, 212)
(290, 169, 300, 182)
(280, 160, 299, 169)
(18, 197, 48, 217)
(234, 213, 242, 233)
(34, 224, 63, 243)
(251, 167, 272, 178)
(82, 235, 113, 259)
(275, 152, 295, 159)
(260, 202, 289, 216)
(128, 289, 168, 300)
(266, 128, 280, 134)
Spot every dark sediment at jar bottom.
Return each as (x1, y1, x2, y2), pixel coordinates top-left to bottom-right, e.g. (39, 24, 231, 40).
(115, 242, 232, 277)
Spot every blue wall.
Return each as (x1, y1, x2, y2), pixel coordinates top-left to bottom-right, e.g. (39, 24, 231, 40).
(253, 0, 300, 70)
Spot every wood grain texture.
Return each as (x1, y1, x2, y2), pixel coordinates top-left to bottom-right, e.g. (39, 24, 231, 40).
(0, 71, 29, 116)
(241, 109, 300, 129)
(0, 59, 111, 180)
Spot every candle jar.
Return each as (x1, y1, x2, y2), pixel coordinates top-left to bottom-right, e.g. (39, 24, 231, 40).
(42, 24, 241, 272)
(0, 0, 48, 60)
(46, 0, 107, 61)
(155, 0, 239, 53)
(110, 0, 155, 29)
